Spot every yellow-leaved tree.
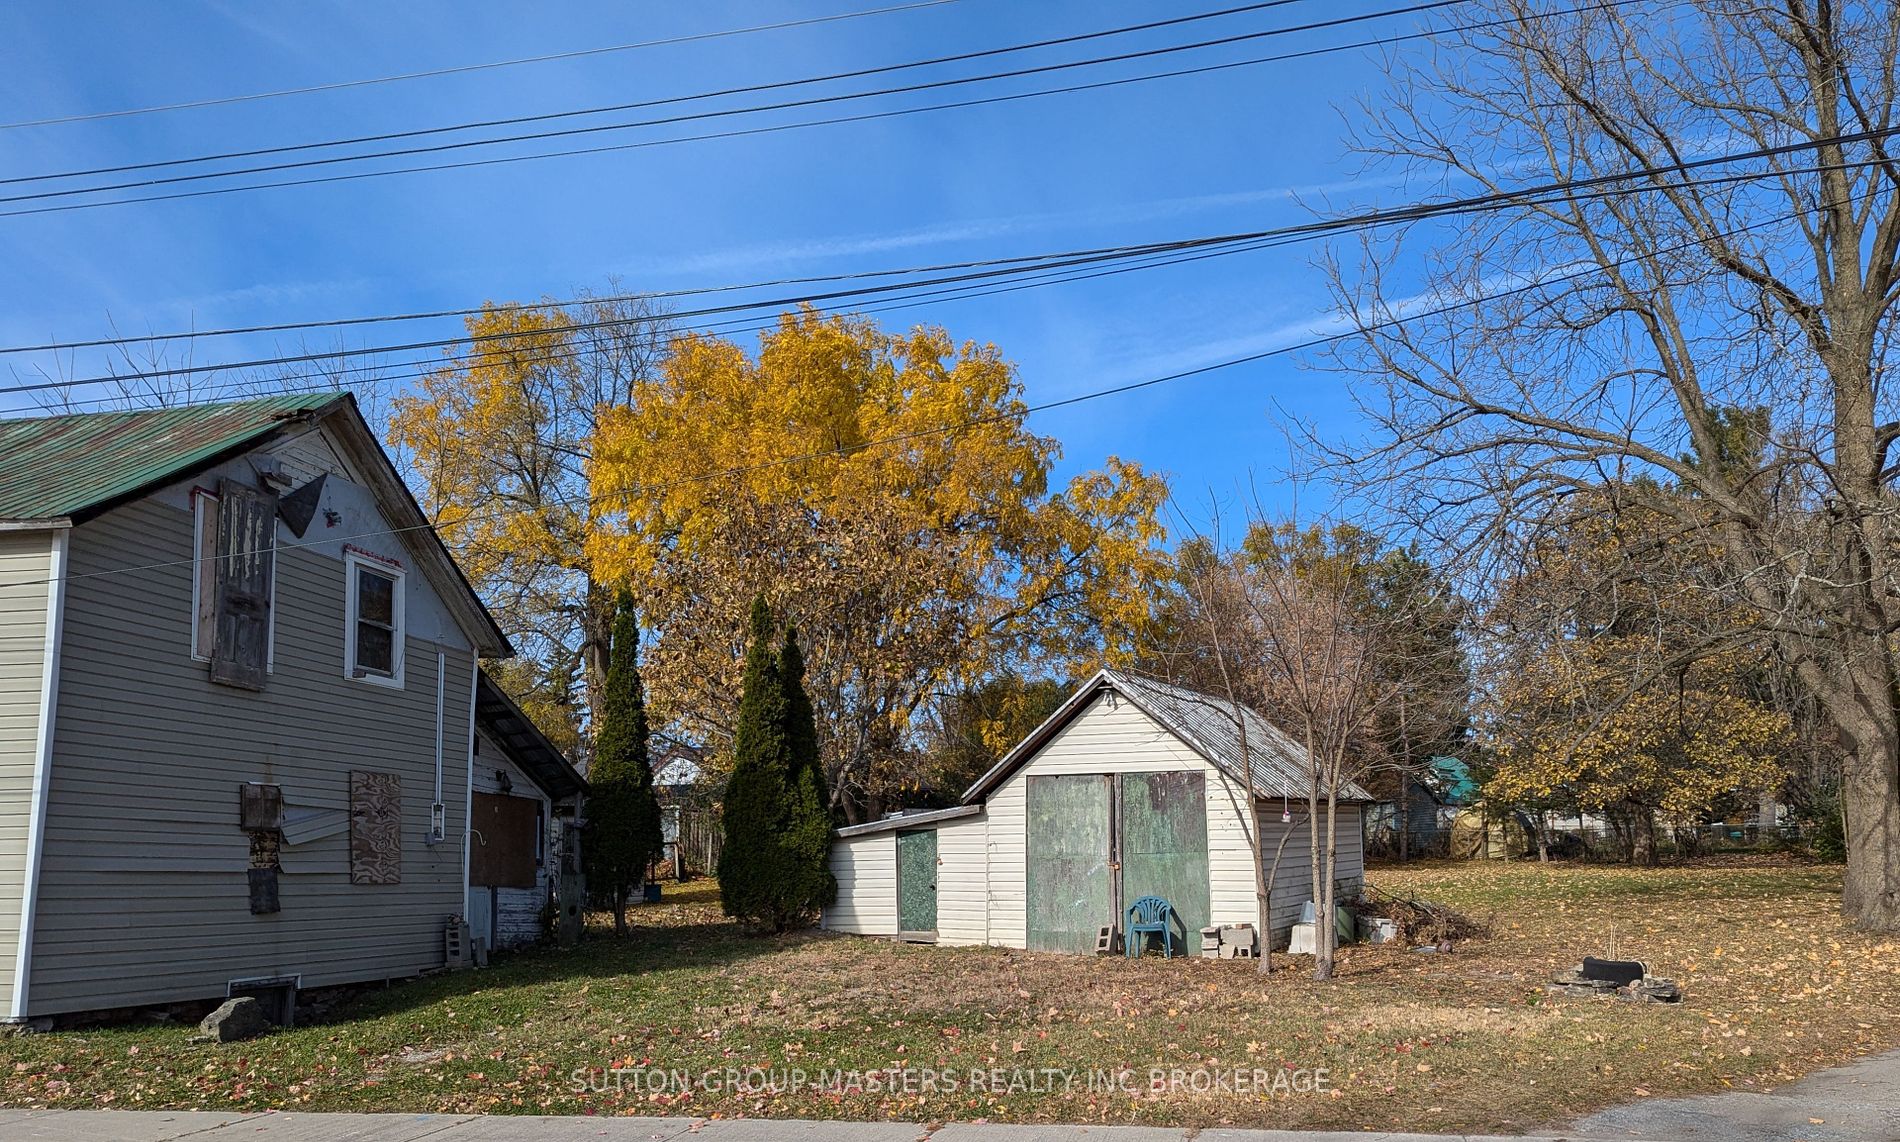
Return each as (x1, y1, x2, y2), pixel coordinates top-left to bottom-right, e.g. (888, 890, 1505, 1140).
(589, 308, 1169, 820)
(387, 292, 670, 756)
(1479, 490, 1789, 861)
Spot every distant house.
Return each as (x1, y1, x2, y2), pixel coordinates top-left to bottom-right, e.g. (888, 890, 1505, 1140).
(1364, 756, 1475, 858)
(470, 671, 585, 951)
(0, 394, 553, 1021)
(822, 670, 1372, 952)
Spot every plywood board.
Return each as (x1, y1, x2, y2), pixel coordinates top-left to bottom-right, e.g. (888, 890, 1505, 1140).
(349, 770, 402, 885)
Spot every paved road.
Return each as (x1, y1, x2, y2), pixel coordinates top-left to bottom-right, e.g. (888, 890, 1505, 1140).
(6, 1046, 1897, 1142)
(1559, 1044, 1900, 1142)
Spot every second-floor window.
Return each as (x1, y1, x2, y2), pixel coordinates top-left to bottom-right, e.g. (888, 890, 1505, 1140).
(345, 550, 404, 687)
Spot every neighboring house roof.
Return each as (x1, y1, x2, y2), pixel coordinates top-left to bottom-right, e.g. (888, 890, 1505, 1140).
(0, 393, 511, 657)
(475, 671, 585, 802)
(1426, 755, 1479, 805)
(961, 669, 1375, 805)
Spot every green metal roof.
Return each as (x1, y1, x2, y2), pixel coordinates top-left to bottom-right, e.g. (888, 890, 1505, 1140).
(0, 394, 344, 521)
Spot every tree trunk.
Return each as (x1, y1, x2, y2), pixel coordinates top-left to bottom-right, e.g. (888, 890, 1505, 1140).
(580, 578, 614, 768)
(1823, 669, 1900, 930)
(1314, 789, 1340, 982)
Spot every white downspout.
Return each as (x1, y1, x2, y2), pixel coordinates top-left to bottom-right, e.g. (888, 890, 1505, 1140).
(462, 659, 479, 923)
(431, 650, 446, 841)
(13, 529, 69, 1021)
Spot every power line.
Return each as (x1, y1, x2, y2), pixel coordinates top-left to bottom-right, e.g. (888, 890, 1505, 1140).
(37, 231, 1316, 412)
(6, 123, 1875, 394)
(8, 0, 1315, 186)
(0, 0, 1644, 220)
(0, 1, 967, 132)
(4, 1, 1456, 204)
(0, 0, 1654, 360)
(26, 199, 1817, 589)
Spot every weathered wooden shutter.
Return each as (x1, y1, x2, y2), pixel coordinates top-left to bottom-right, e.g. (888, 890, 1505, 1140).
(210, 479, 276, 690)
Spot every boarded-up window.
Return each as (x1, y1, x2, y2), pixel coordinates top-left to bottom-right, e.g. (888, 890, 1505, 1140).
(349, 770, 402, 884)
(470, 793, 539, 888)
(209, 479, 276, 690)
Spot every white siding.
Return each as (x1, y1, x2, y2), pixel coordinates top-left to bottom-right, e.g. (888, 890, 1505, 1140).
(1254, 802, 1364, 944)
(934, 814, 987, 946)
(983, 692, 1259, 949)
(0, 531, 54, 1013)
(822, 831, 896, 936)
(470, 729, 551, 951)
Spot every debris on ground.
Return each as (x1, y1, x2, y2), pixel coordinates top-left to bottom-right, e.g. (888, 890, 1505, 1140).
(1357, 883, 1490, 945)
(1547, 959, 1683, 1003)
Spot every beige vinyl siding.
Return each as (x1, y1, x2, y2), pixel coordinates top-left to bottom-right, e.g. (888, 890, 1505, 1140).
(982, 692, 1259, 949)
(822, 832, 896, 936)
(26, 494, 473, 1016)
(1253, 803, 1364, 944)
(0, 531, 54, 1012)
(933, 814, 987, 946)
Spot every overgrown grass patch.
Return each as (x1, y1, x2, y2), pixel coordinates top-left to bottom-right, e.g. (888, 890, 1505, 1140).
(1, 860, 1894, 1133)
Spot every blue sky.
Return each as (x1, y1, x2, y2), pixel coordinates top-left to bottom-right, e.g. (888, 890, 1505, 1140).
(0, 0, 1436, 528)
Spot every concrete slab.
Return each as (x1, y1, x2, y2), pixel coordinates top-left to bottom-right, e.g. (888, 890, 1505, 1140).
(443, 1116, 702, 1141)
(11, 1109, 258, 1140)
(677, 1120, 923, 1142)
(933, 1124, 1185, 1142)
(195, 1112, 480, 1140)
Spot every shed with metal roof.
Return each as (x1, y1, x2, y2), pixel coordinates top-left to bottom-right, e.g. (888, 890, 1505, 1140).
(820, 670, 1369, 952)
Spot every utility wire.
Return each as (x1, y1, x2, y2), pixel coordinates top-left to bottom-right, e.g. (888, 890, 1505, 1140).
(27, 199, 1820, 589)
(40, 231, 1315, 412)
(0, 0, 1608, 356)
(6, 122, 1875, 393)
(8, 0, 1316, 185)
(0, 1, 967, 131)
(0, 1, 1645, 220)
(3, 1, 1456, 203)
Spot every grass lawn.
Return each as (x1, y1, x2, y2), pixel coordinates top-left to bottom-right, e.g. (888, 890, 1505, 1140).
(2, 857, 1896, 1133)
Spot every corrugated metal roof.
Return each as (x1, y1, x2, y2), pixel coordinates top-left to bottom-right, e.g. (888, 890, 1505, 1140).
(0, 394, 342, 520)
(962, 669, 1374, 805)
(1102, 670, 1373, 802)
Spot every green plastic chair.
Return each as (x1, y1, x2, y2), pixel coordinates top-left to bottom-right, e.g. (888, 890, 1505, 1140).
(1125, 896, 1176, 958)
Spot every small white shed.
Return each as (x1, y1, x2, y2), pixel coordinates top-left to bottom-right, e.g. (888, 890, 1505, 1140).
(822, 670, 1371, 951)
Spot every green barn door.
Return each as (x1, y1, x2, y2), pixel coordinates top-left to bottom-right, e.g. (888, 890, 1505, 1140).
(1026, 775, 1112, 952)
(1120, 771, 1210, 949)
(897, 829, 938, 935)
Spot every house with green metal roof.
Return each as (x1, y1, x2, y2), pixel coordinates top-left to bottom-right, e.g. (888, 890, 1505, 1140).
(0, 393, 574, 1023)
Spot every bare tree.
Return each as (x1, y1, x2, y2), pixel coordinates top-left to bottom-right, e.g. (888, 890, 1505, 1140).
(1324, 0, 1900, 929)
(1158, 509, 1405, 980)
(1239, 542, 1393, 980)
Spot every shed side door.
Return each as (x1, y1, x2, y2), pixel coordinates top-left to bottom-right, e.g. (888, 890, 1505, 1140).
(1120, 771, 1210, 946)
(1025, 774, 1111, 953)
(897, 829, 938, 934)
